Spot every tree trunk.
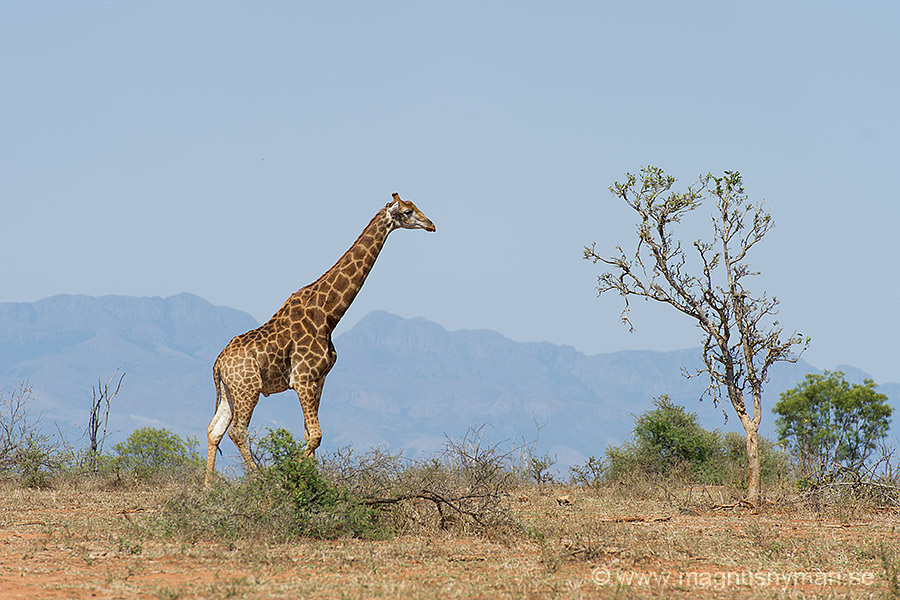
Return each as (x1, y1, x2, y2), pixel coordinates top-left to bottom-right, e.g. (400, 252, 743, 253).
(729, 382, 763, 506)
(742, 421, 761, 505)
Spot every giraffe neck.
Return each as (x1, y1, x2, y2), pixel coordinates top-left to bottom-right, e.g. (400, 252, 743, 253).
(309, 208, 394, 330)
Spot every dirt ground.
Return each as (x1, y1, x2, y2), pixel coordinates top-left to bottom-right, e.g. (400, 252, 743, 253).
(1, 481, 898, 599)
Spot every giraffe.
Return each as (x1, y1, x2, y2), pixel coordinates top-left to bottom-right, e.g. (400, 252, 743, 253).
(205, 193, 435, 486)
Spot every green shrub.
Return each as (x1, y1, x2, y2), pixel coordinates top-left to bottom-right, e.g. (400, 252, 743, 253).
(256, 428, 384, 539)
(112, 427, 201, 478)
(632, 396, 722, 471)
(602, 396, 724, 483)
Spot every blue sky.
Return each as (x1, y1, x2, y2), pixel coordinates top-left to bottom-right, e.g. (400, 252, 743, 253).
(2, 2, 898, 384)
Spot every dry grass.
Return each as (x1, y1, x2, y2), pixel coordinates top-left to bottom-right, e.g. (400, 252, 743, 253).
(1, 476, 899, 599)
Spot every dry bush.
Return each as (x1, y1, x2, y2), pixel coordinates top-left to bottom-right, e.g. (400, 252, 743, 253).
(0, 382, 61, 487)
(322, 427, 521, 535)
(159, 428, 386, 544)
(791, 443, 900, 518)
(156, 427, 522, 545)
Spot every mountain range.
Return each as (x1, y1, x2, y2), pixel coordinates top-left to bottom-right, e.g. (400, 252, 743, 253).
(1, 294, 897, 471)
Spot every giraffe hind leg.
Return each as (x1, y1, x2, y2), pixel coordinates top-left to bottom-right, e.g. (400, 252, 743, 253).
(205, 384, 234, 487)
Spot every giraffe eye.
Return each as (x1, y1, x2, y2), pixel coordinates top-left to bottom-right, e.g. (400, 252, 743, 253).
(403, 209, 413, 217)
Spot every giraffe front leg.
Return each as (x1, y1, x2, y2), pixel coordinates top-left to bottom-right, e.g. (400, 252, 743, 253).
(294, 379, 324, 458)
(224, 387, 262, 476)
(229, 417, 259, 474)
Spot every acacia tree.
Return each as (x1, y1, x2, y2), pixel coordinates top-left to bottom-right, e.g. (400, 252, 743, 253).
(584, 166, 808, 505)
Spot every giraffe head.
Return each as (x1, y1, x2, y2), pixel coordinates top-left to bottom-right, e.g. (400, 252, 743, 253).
(386, 192, 436, 232)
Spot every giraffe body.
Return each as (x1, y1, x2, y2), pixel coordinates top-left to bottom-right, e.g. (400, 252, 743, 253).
(205, 194, 435, 485)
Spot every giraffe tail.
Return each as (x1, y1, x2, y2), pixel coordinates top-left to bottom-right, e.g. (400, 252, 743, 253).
(211, 360, 225, 458)
(212, 360, 222, 414)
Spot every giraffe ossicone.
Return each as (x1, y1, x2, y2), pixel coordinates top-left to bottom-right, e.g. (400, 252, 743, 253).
(205, 193, 435, 486)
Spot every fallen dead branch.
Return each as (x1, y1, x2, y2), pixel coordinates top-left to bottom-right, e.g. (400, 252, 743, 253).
(362, 489, 507, 529)
(712, 499, 755, 510)
(448, 555, 486, 562)
(596, 515, 672, 523)
(116, 507, 147, 522)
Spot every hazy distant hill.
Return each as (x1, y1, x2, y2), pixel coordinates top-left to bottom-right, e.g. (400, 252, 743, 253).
(0, 295, 896, 470)
(0, 294, 259, 443)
